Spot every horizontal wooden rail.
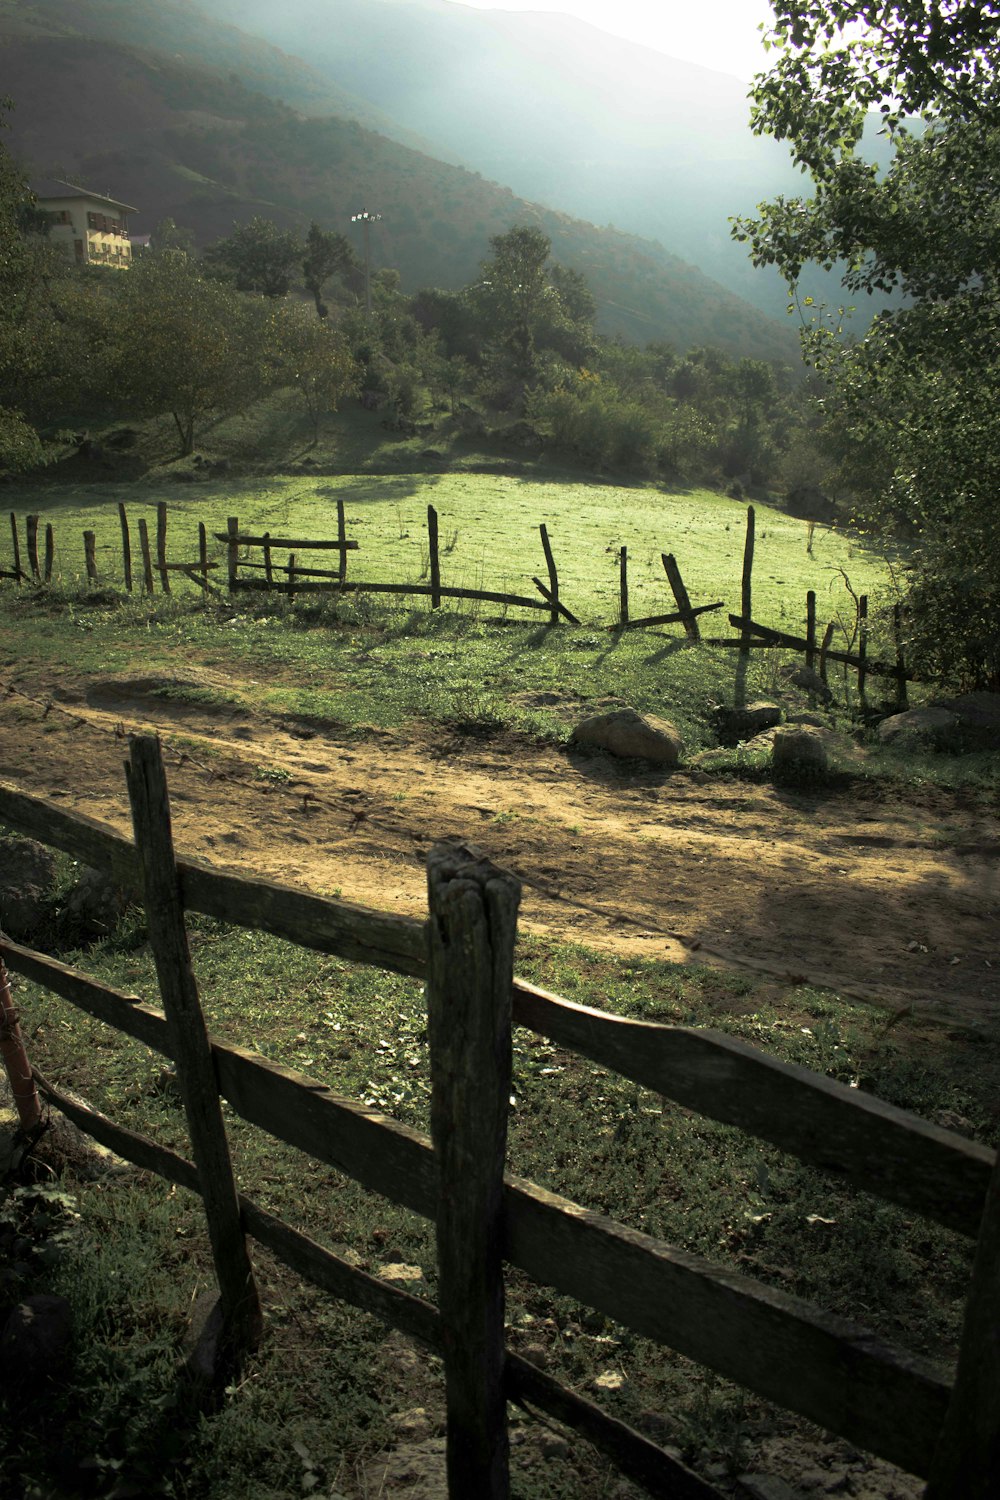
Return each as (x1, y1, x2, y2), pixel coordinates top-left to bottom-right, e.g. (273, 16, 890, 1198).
(0, 784, 425, 978)
(7, 937, 948, 1475)
(32, 1066, 721, 1498)
(723, 615, 912, 679)
(615, 601, 724, 632)
(511, 981, 991, 1240)
(213, 533, 358, 552)
(231, 578, 553, 609)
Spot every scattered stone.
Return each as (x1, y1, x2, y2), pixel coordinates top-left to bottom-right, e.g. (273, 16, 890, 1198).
(772, 726, 829, 777)
(714, 701, 782, 745)
(785, 711, 827, 727)
(540, 1437, 572, 1460)
(378, 1262, 425, 1284)
(570, 707, 683, 765)
(390, 1407, 434, 1441)
(521, 1342, 549, 1368)
(0, 837, 56, 941)
(877, 707, 960, 750)
(780, 664, 833, 702)
(63, 865, 131, 937)
(0, 1294, 73, 1393)
(933, 1109, 977, 1138)
(593, 1368, 627, 1391)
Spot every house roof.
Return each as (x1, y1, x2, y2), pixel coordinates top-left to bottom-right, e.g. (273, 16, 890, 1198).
(31, 178, 139, 214)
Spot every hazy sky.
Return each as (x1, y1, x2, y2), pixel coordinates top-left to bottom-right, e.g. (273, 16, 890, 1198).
(455, 0, 778, 80)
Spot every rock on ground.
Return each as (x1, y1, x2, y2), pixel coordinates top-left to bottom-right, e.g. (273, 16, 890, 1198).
(570, 708, 683, 765)
(714, 701, 782, 745)
(877, 707, 960, 749)
(0, 836, 56, 941)
(772, 726, 830, 776)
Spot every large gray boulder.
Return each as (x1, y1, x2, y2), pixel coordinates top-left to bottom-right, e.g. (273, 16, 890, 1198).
(0, 837, 56, 941)
(772, 725, 829, 777)
(940, 692, 1000, 751)
(877, 707, 960, 749)
(570, 707, 683, 765)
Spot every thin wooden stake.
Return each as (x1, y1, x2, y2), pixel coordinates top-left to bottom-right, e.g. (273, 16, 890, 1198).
(26, 515, 39, 580)
(819, 621, 835, 686)
(119, 503, 132, 592)
(84, 531, 98, 585)
(138, 519, 155, 594)
(428, 504, 441, 610)
(43, 525, 54, 585)
(227, 516, 239, 592)
(740, 505, 755, 655)
(9, 513, 22, 582)
(539, 523, 559, 625)
(198, 522, 209, 601)
(858, 594, 868, 701)
(806, 590, 816, 673)
(662, 553, 699, 641)
(263, 533, 273, 589)
(337, 497, 348, 587)
(287, 553, 296, 603)
(156, 501, 170, 593)
(125, 735, 261, 1367)
(618, 545, 629, 626)
(427, 841, 520, 1500)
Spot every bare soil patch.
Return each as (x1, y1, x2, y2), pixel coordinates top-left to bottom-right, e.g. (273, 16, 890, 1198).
(2, 668, 998, 1028)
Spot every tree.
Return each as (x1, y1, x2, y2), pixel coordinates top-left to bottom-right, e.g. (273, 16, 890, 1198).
(202, 216, 302, 298)
(301, 222, 361, 319)
(274, 306, 359, 441)
(471, 226, 594, 389)
(735, 3, 1000, 687)
(112, 253, 278, 454)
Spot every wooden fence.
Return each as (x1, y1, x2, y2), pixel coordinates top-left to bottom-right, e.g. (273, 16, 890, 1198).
(0, 746, 996, 1496)
(4, 503, 910, 694)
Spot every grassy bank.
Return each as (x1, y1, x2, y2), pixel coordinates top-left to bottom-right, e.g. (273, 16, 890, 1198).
(3, 918, 994, 1499)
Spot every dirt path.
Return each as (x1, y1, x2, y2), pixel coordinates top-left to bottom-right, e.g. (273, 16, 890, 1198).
(2, 669, 998, 1028)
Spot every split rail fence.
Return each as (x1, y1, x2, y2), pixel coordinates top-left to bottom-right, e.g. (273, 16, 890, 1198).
(3, 503, 906, 696)
(0, 743, 997, 1497)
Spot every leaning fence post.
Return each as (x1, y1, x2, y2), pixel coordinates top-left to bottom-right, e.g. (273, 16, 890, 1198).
(662, 553, 699, 641)
(539, 523, 559, 625)
(26, 515, 40, 580)
(125, 734, 261, 1371)
(138, 518, 155, 594)
(426, 841, 520, 1500)
(806, 591, 816, 673)
(736, 505, 755, 706)
(337, 498, 348, 588)
(618, 545, 629, 626)
(43, 525, 54, 585)
(83, 531, 98, 586)
(227, 517, 239, 593)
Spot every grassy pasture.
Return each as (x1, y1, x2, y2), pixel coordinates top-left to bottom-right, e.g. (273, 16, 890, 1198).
(4, 471, 892, 635)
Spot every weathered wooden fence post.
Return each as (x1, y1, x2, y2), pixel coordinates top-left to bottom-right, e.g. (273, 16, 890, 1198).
(925, 1148, 1000, 1497)
(0, 953, 41, 1133)
(26, 515, 40, 581)
(662, 553, 700, 641)
(118, 503, 133, 592)
(227, 517, 239, 593)
(428, 505, 441, 610)
(125, 734, 261, 1371)
(539, 523, 559, 625)
(618, 545, 629, 626)
(198, 522, 209, 597)
(337, 498, 348, 588)
(736, 504, 755, 705)
(138, 519, 155, 594)
(83, 531, 98, 586)
(806, 590, 816, 674)
(8, 513, 22, 582)
(287, 553, 297, 604)
(262, 532, 273, 589)
(43, 525, 54, 584)
(426, 841, 520, 1500)
(819, 621, 835, 687)
(156, 501, 170, 594)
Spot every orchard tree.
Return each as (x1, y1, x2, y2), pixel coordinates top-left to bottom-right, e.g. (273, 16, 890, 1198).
(735, 2, 1000, 688)
(202, 216, 301, 297)
(112, 252, 278, 454)
(275, 305, 359, 441)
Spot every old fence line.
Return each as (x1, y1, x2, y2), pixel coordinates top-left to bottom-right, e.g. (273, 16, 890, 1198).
(3, 503, 901, 695)
(0, 755, 996, 1497)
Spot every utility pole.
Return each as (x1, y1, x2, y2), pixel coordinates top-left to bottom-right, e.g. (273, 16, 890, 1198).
(350, 209, 382, 316)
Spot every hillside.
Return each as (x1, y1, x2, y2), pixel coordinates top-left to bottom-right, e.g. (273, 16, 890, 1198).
(0, 19, 799, 360)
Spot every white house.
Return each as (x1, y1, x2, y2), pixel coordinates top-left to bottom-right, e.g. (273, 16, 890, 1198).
(31, 180, 139, 270)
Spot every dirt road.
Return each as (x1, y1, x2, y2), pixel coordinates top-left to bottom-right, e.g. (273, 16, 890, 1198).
(1, 669, 998, 1027)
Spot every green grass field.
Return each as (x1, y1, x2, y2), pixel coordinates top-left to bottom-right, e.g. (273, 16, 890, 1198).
(3, 469, 893, 638)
